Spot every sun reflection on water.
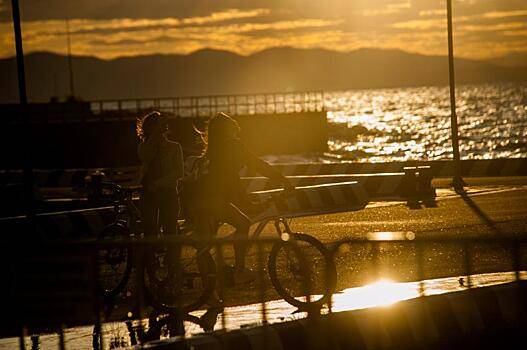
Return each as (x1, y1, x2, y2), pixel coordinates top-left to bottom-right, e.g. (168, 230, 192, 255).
(325, 83, 527, 162)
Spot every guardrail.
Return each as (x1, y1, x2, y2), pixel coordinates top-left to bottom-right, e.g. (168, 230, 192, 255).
(89, 91, 325, 117)
(3, 234, 526, 350)
(1, 169, 435, 218)
(3, 158, 526, 190)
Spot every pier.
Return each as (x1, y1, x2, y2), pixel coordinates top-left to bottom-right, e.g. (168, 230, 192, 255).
(0, 91, 328, 169)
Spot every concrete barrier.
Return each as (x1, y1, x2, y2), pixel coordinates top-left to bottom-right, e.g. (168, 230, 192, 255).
(0, 207, 114, 241)
(240, 158, 527, 177)
(242, 169, 434, 201)
(0, 182, 368, 239)
(250, 182, 369, 222)
(3, 158, 525, 189)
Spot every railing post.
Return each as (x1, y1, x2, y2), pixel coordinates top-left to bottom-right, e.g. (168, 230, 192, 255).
(462, 241, 472, 288)
(415, 241, 425, 297)
(513, 242, 521, 281)
(59, 325, 66, 350)
(30, 335, 39, 350)
(19, 327, 26, 350)
(372, 241, 380, 282)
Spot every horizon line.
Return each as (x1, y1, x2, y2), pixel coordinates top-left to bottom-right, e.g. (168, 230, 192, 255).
(2, 46, 526, 62)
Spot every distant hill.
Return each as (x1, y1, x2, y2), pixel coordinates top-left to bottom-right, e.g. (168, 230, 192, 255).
(1, 47, 526, 103)
(488, 52, 527, 68)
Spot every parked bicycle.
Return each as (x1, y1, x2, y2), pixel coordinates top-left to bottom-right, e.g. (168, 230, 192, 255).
(95, 182, 215, 313)
(96, 181, 337, 314)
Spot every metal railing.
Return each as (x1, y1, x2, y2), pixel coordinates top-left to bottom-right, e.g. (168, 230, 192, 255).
(89, 91, 325, 117)
(5, 234, 527, 349)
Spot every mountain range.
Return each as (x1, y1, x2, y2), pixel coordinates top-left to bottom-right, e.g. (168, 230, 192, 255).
(1, 47, 526, 103)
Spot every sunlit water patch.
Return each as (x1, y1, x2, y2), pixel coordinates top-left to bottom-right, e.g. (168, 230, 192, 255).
(323, 82, 526, 162)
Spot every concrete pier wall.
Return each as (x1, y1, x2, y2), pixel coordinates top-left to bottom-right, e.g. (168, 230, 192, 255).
(0, 111, 327, 169)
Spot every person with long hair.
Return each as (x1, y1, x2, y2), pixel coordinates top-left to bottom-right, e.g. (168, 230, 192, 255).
(185, 112, 293, 278)
(137, 111, 184, 237)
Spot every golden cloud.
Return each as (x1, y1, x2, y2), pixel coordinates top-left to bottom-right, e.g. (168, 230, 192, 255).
(391, 19, 446, 30)
(362, 1, 411, 17)
(462, 22, 527, 32)
(419, 9, 447, 17)
(1, 4, 526, 60)
(2, 8, 271, 40)
(502, 30, 527, 37)
(482, 10, 527, 19)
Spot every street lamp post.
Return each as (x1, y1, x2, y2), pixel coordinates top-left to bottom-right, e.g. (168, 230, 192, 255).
(446, 0, 464, 192)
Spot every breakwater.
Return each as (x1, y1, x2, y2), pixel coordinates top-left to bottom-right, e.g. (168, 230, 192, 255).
(1, 108, 327, 169)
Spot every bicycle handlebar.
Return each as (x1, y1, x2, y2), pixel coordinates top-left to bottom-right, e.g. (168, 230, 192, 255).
(95, 181, 142, 202)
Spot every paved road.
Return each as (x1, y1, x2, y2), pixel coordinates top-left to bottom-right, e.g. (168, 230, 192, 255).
(284, 179, 527, 242)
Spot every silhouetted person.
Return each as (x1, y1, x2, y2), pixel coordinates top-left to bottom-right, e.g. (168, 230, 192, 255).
(184, 112, 292, 277)
(137, 111, 184, 236)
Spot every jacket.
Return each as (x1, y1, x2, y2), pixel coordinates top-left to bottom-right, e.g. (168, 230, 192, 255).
(138, 134, 184, 190)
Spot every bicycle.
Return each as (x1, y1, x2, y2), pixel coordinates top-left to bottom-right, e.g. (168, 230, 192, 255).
(96, 181, 338, 314)
(95, 182, 216, 314)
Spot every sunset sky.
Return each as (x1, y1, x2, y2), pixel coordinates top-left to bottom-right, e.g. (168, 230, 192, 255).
(0, 0, 526, 60)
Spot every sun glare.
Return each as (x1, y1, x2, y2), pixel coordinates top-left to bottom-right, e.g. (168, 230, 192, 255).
(332, 279, 420, 312)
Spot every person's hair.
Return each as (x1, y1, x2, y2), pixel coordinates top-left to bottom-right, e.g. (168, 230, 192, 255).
(204, 112, 240, 157)
(136, 111, 163, 141)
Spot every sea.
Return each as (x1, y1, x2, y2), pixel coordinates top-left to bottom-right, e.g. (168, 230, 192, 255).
(264, 82, 527, 163)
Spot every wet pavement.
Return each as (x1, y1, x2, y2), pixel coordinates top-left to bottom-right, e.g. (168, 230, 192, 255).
(2, 270, 525, 350)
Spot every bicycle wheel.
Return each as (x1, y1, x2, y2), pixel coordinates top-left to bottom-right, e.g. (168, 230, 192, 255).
(96, 221, 133, 299)
(143, 239, 216, 313)
(268, 233, 337, 309)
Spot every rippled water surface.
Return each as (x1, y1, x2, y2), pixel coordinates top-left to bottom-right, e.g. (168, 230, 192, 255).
(324, 82, 527, 162)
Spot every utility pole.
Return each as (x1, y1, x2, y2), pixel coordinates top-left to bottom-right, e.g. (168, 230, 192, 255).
(11, 0, 35, 220)
(446, 0, 464, 192)
(11, 1, 35, 345)
(66, 19, 75, 98)
(11, 0, 27, 105)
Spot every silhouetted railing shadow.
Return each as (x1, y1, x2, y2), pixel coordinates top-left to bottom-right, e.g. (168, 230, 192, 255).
(456, 188, 502, 235)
